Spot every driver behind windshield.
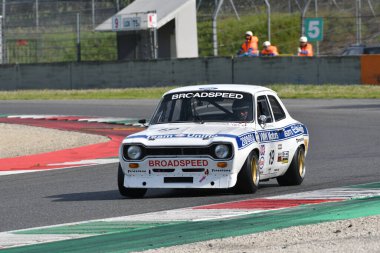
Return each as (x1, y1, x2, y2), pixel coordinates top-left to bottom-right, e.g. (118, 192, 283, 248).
(232, 99, 252, 121)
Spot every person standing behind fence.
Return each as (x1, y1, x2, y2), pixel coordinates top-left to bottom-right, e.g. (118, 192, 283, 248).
(260, 41, 278, 56)
(298, 36, 314, 56)
(237, 31, 259, 57)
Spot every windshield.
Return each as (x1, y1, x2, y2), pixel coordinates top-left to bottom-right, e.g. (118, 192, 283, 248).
(150, 90, 254, 124)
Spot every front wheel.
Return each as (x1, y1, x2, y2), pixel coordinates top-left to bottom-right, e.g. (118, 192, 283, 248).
(277, 146, 306, 186)
(118, 163, 147, 198)
(234, 151, 260, 194)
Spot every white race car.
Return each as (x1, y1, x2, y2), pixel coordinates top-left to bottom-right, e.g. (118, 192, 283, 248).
(118, 85, 309, 198)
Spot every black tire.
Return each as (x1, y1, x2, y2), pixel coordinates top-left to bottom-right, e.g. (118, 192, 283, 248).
(118, 163, 147, 198)
(234, 151, 260, 194)
(277, 146, 306, 186)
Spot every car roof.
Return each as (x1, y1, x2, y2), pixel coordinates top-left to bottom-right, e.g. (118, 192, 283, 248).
(163, 84, 274, 96)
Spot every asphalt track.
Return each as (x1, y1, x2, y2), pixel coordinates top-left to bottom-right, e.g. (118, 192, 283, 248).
(0, 99, 379, 233)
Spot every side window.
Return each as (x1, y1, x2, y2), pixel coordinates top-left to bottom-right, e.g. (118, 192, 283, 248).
(268, 95, 286, 121)
(257, 95, 273, 123)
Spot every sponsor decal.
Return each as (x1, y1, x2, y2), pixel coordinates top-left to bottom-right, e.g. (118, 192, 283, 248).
(127, 170, 146, 173)
(148, 160, 209, 167)
(147, 133, 216, 140)
(259, 157, 265, 170)
(199, 170, 209, 183)
(277, 151, 289, 164)
(171, 92, 244, 100)
(259, 144, 265, 156)
(278, 144, 282, 150)
(269, 150, 275, 165)
(291, 125, 305, 135)
(212, 169, 230, 172)
(257, 124, 307, 143)
(296, 137, 304, 143)
(187, 133, 216, 139)
(258, 131, 279, 142)
(237, 132, 257, 149)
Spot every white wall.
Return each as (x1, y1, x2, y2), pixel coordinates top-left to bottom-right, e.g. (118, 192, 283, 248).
(175, 0, 198, 58)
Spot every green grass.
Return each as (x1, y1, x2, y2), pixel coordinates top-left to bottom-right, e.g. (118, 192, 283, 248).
(7, 30, 117, 64)
(0, 87, 176, 100)
(269, 85, 380, 99)
(0, 85, 379, 100)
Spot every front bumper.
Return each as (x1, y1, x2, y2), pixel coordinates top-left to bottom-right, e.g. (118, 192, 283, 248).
(120, 157, 237, 189)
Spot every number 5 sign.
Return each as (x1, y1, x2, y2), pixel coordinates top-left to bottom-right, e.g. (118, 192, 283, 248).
(304, 18, 323, 42)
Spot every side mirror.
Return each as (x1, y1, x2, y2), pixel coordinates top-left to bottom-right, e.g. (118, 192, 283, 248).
(137, 119, 149, 127)
(258, 115, 267, 126)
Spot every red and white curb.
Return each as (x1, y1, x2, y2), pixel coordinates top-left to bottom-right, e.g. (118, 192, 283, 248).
(0, 158, 119, 176)
(1, 184, 380, 249)
(0, 115, 142, 176)
(2, 115, 142, 126)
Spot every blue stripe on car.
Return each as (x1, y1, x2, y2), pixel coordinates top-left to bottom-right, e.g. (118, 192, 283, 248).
(125, 123, 309, 149)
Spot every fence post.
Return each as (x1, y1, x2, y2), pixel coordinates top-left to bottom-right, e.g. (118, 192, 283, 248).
(36, 0, 39, 31)
(356, 0, 362, 45)
(0, 15, 3, 64)
(1, 0, 5, 64)
(76, 13, 81, 62)
(301, 0, 312, 35)
(212, 0, 224, 56)
(264, 0, 271, 42)
(92, 0, 95, 30)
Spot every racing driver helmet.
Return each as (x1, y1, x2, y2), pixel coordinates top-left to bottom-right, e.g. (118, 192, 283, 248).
(232, 99, 251, 121)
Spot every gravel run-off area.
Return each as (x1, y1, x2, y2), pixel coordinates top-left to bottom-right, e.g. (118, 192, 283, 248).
(141, 215, 380, 253)
(0, 123, 109, 158)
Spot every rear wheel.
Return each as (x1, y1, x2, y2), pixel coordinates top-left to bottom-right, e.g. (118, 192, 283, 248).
(277, 146, 305, 186)
(118, 163, 147, 198)
(234, 151, 260, 194)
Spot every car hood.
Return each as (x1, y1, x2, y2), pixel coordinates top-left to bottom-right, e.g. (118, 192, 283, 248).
(124, 123, 256, 146)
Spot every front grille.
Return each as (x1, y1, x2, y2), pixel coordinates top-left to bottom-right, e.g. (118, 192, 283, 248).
(153, 169, 175, 173)
(122, 143, 233, 161)
(182, 168, 205, 172)
(145, 147, 211, 156)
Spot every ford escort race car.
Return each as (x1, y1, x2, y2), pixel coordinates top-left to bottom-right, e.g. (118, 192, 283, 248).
(118, 84, 309, 198)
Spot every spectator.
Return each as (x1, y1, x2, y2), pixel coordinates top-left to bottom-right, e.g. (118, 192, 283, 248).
(260, 41, 278, 56)
(237, 31, 259, 57)
(298, 36, 314, 56)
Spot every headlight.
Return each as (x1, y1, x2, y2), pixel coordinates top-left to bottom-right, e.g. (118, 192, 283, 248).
(127, 145, 142, 160)
(214, 144, 229, 159)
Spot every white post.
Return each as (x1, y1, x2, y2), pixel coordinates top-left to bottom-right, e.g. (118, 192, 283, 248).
(356, 0, 362, 45)
(92, 0, 95, 29)
(315, 0, 319, 56)
(301, 0, 312, 35)
(212, 0, 224, 56)
(116, 0, 120, 11)
(36, 0, 39, 31)
(264, 0, 271, 42)
(228, 0, 240, 20)
(0, 15, 3, 64)
(2, 0, 5, 21)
